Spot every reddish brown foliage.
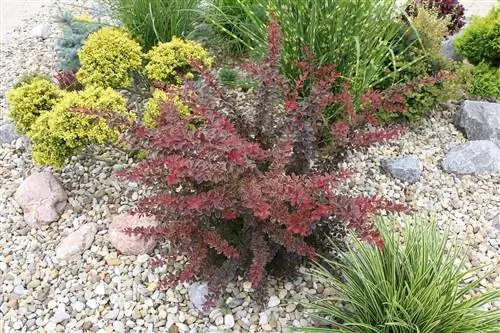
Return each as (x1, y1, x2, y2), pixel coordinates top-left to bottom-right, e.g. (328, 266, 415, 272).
(113, 20, 410, 301)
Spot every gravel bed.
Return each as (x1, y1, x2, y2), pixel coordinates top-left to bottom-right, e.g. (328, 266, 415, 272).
(0, 1, 499, 332)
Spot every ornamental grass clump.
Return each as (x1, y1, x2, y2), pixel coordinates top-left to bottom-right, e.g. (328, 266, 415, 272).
(203, 0, 413, 103)
(98, 20, 412, 305)
(77, 27, 142, 88)
(102, 0, 199, 51)
(6, 76, 63, 134)
(29, 86, 133, 168)
(144, 37, 212, 84)
(297, 215, 500, 333)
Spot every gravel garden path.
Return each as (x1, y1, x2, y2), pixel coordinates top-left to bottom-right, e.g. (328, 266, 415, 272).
(0, 1, 499, 333)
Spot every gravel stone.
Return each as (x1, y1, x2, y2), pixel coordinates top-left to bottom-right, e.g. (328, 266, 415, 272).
(268, 295, 281, 308)
(28, 23, 50, 39)
(52, 310, 70, 324)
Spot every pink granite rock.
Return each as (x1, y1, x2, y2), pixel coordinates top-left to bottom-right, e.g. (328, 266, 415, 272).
(55, 223, 97, 261)
(109, 213, 158, 255)
(14, 172, 67, 227)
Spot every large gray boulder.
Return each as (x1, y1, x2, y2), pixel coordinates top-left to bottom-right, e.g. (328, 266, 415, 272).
(459, 100, 500, 146)
(14, 172, 67, 227)
(381, 155, 421, 184)
(442, 140, 500, 175)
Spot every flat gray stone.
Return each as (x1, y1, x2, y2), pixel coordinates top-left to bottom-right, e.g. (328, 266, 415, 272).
(442, 140, 500, 175)
(381, 155, 420, 184)
(0, 123, 21, 144)
(459, 100, 500, 146)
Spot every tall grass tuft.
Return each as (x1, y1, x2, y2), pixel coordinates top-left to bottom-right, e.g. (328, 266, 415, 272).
(296, 215, 500, 333)
(203, 0, 417, 103)
(201, 0, 268, 55)
(103, 0, 199, 51)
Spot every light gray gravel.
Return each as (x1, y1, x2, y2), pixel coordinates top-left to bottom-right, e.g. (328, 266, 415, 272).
(0, 1, 499, 332)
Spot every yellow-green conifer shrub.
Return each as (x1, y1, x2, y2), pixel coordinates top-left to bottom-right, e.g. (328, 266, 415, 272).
(144, 37, 212, 84)
(6, 76, 63, 134)
(77, 27, 142, 88)
(29, 86, 134, 168)
(143, 88, 190, 128)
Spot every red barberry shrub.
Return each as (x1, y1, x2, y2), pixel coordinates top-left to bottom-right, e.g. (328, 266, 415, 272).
(407, 0, 466, 34)
(107, 20, 409, 303)
(54, 70, 81, 90)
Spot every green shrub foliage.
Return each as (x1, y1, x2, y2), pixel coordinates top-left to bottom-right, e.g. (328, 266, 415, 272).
(455, 7, 500, 66)
(55, 12, 102, 71)
(77, 27, 142, 88)
(298, 215, 500, 333)
(29, 87, 133, 168)
(459, 62, 500, 99)
(411, 4, 451, 55)
(377, 5, 460, 123)
(6, 76, 63, 134)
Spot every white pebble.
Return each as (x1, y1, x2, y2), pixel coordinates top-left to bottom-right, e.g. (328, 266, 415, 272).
(268, 295, 280, 308)
(86, 299, 99, 309)
(95, 283, 106, 295)
(72, 301, 85, 312)
(113, 321, 124, 332)
(53, 310, 70, 324)
(224, 314, 235, 328)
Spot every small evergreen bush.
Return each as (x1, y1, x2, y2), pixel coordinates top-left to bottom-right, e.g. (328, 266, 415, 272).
(6, 76, 63, 134)
(55, 12, 102, 72)
(144, 37, 212, 84)
(298, 215, 500, 333)
(455, 7, 500, 66)
(29, 86, 133, 168)
(77, 27, 143, 88)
